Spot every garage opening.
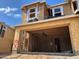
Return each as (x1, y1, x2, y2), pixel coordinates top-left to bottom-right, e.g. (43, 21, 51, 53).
(18, 26, 73, 54)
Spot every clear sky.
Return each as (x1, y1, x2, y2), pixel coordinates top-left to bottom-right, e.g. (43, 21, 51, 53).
(0, 0, 64, 27)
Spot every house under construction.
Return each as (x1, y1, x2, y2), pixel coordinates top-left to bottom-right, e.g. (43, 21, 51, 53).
(11, 0, 79, 56)
(0, 0, 79, 57)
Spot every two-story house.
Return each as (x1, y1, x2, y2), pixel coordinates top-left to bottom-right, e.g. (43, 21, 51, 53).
(12, 0, 79, 56)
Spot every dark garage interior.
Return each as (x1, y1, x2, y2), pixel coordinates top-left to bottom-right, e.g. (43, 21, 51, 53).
(18, 26, 73, 54)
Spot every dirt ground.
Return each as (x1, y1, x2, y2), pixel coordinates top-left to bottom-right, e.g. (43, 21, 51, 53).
(1, 54, 79, 59)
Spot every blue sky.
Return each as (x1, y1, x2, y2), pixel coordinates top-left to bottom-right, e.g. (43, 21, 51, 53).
(0, 0, 64, 26)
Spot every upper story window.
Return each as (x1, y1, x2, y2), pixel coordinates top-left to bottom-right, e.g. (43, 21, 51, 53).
(72, 0, 79, 13)
(30, 8, 36, 18)
(52, 6, 64, 17)
(27, 7, 38, 22)
(73, 1, 77, 11)
(0, 25, 6, 38)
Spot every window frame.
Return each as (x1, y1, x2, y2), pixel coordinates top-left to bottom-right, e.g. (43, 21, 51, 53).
(52, 6, 64, 17)
(27, 7, 38, 22)
(0, 25, 6, 38)
(72, 0, 79, 13)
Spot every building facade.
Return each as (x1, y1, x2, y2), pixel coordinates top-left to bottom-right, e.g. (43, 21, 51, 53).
(0, 22, 15, 54)
(12, 0, 79, 56)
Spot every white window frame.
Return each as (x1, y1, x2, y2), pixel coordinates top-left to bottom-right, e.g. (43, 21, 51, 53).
(27, 7, 38, 22)
(52, 6, 64, 17)
(0, 25, 6, 38)
(72, 0, 79, 13)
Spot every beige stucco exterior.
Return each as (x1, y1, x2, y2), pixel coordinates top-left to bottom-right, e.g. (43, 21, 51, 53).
(12, 15, 79, 54)
(0, 23, 15, 54)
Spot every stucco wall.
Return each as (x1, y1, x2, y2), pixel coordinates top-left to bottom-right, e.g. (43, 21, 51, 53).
(0, 23, 15, 54)
(14, 16, 79, 54)
(69, 18, 79, 54)
(63, 3, 73, 15)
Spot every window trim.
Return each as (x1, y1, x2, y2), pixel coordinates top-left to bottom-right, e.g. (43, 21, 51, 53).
(72, 0, 79, 13)
(0, 25, 6, 38)
(27, 7, 38, 22)
(52, 6, 64, 17)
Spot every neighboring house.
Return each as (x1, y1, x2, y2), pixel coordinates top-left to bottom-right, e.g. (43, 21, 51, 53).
(10, 0, 79, 56)
(0, 22, 15, 54)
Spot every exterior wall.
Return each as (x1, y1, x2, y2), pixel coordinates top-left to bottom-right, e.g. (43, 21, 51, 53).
(22, 9, 27, 24)
(13, 16, 79, 54)
(44, 5, 49, 19)
(17, 30, 29, 53)
(38, 3, 45, 20)
(69, 18, 79, 54)
(63, 3, 73, 15)
(12, 29, 20, 54)
(0, 23, 15, 54)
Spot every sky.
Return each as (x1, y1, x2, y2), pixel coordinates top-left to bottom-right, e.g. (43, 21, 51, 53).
(0, 0, 64, 27)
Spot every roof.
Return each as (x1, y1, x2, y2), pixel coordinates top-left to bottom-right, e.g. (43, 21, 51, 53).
(0, 22, 15, 30)
(48, 2, 68, 8)
(21, 1, 47, 9)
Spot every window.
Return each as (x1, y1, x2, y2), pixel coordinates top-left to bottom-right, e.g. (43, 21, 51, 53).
(27, 7, 38, 22)
(54, 8, 61, 12)
(52, 6, 64, 17)
(73, 1, 77, 11)
(0, 25, 6, 38)
(72, 0, 79, 13)
(30, 8, 35, 13)
(30, 13, 35, 18)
